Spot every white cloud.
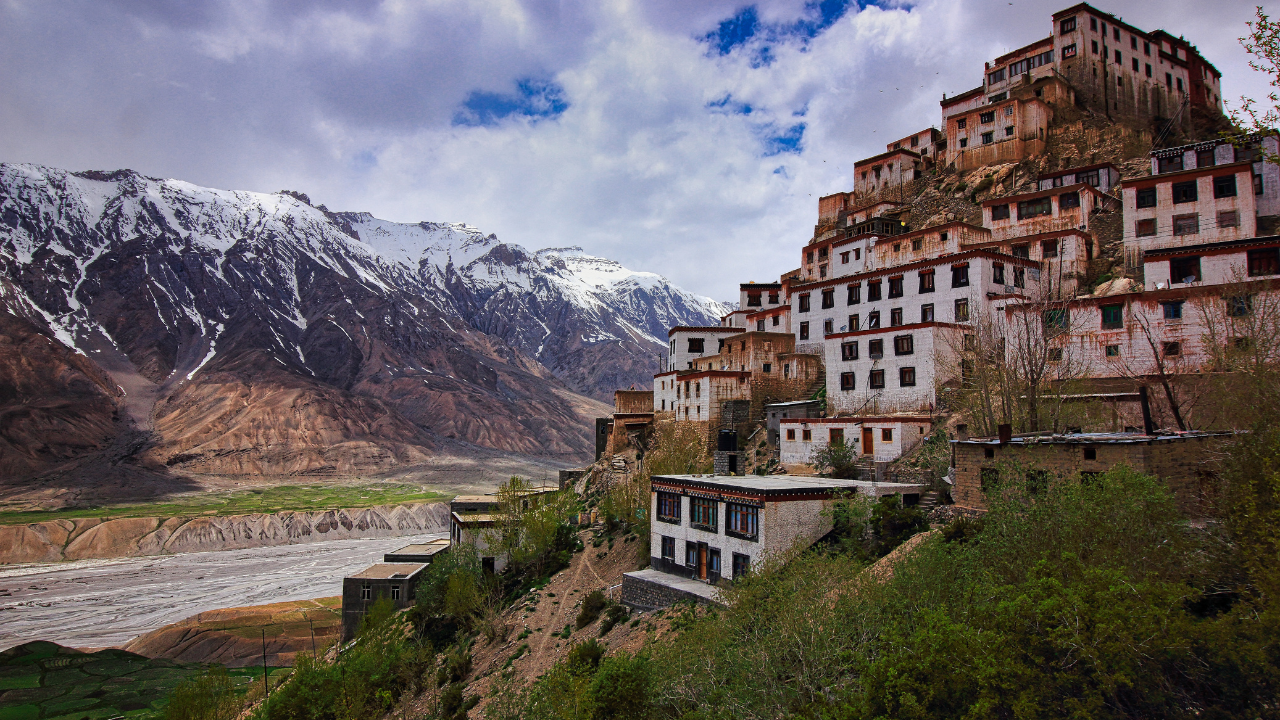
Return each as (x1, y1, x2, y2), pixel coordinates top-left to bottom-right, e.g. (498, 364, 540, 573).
(0, 0, 1271, 301)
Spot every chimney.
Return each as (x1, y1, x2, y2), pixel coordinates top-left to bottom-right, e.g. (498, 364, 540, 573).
(956, 423, 969, 441)
(998, 423, 1013, 445)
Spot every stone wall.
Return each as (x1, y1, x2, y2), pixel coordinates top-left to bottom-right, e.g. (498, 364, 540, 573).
(620, 571, 719, 612)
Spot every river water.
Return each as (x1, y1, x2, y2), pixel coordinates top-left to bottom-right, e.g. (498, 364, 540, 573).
(0, 532, 446, 650)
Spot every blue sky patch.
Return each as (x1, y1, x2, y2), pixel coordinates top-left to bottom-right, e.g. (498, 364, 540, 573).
(702, 1, 905, 65)
(763, 122, 806, 156)
(707, 95, 753, 115)
(453, 78, 569, 127)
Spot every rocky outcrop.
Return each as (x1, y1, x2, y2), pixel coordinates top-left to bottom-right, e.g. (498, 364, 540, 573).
(0, 502, 449, 564)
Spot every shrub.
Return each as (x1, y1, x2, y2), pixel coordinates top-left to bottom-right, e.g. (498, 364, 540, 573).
(575, 590, 608, 629)
(598, 603, 629, 636)
(565, 639, 606, 674)
(164, 666, 241, 720)
(589, 653, 652, 720)
(810, 439, 858, 478)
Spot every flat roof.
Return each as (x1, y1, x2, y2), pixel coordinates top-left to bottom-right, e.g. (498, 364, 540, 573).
(349, 563, 427, 580)
(388, 540, 450, 556)
(953, 430, 1235, 446)
(652, 474, 923, 495)
(1141, 235, 1280, 258)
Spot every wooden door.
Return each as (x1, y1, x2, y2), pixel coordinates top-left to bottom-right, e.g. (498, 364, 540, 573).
(698, 544, 707, 580)
(862, 427, 874, 456)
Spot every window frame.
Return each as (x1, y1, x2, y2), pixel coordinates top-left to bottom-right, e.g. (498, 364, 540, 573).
(657, 491, 681, 524)
(894, 334, 914, 356)
(726, 503, 759, 541)
(690, 497, 718, 533)
(869, 369, 886, 389)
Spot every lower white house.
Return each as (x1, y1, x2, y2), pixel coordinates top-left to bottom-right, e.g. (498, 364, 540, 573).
(645, 474, 924, 585)
(779, 415, 934, 468)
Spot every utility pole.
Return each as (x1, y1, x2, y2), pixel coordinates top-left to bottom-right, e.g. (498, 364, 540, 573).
(308, 616, 317, 658)
(262, 629, 269, 699)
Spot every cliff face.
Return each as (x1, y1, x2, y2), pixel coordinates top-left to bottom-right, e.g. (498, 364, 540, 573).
(0, 503, 450, 564)
(0, 164, 726, 481)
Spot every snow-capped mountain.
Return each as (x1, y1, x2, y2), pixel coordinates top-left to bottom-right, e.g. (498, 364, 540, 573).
(0, 163, 727, 479)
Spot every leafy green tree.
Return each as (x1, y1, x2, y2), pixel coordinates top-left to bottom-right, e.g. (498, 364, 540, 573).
(810, 438, 858, 478)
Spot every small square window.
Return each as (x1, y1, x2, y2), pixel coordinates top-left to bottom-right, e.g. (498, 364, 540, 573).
(882, 428, 894, 441)
(1084, 447, 1097, 460)
(899, 367, 916, 387)
(1136, 187, 1157, 207)
(921, 303, 935, 322)
(1219, 210, 1240, 228)
(803, 428, 813, 441)
(1048, 347, 1063, 361)
(869, 369, 885, 388)
(1136, 218, 1157, 237)
(786, 429, 796, 441)
(840, 372, 856, 390)
(1172, 214, 1199, 236)
(1163, 341, 1181, 356)
(1162, 301, 1184, 319)
(1105, 344, 1120, 357)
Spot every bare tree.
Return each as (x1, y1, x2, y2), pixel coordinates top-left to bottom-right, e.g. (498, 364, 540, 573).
(1105, 304, 1195, 430)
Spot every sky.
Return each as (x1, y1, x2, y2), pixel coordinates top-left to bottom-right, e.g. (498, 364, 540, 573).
(0, 0, 1272, 302)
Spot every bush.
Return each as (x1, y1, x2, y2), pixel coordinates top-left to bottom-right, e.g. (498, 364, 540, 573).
(868, 494, 928, 557)
(575, 590, 608, 629)
(164, 667, 241, 720)
(810, 439, 858, 478)
(598, 603, 628, 636)
(589, 653, 652, 720)
(565, 639, 606, 674)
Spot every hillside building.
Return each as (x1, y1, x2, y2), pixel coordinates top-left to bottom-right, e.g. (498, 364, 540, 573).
(778, 415, 933, 469)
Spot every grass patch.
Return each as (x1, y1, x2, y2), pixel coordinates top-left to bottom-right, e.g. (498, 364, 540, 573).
(0, 484, 451, 526)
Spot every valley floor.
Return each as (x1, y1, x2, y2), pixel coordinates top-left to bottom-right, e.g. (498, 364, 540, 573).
(0, 531, 444, 652)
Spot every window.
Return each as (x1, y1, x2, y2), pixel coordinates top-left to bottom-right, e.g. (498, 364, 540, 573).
(1105, 344, 1120, 357)
(691, 498, 717, 531)
(1214, 174, 1237, 198)
(1173, 214, 1199, 236)
(993, 262, 1005, 284)
(982, 131, 994, 144)
(848, 314, 859, 331)
(841, 341, 858, 361)
(894, 335, 914, 355)
(1256, 174, 1265, 195)
(888, 277, 904, 298)
(890, 308, 903, 327)
(1114, 27, 1120, 41)
(980, 111, 995, 123)
(1136, 218, 1157, 237)
(823, 318, 833, 335)
(1005, 125, 1015, 137)
(840, 372, 856, 390)
(1064, 42, 1077, 58)
(727, 504, 758, 540)
(756, 319, 766, 331)
(657, 491, 681, 523)
(1177, 77, 1183, 91)
(747, 292, 762, 307)
(686, 542, 698, 567)
(1058, 191, 1080, 210)
(919, 270, 935, 293)
(1018, 197, 1053, 219)
(955, 298, 970, 321)
(1114, 49, 1122, 64)
(762, 362, 771, 373)
(1146, 62, 1152, 77)
(1130, 35, 1137, 49)
(867, 280, 883, 301)
(799, 321, 809, 340)
(802, 429, 812, 441)
(912, 238, 923, 251)
(921, 303, 935, 322)
(1163, 341, 1182, 356)
(1248, 248, 1280, 276)
(772, 315, 780, 326)
(988, 69, 1006, 85)
(840, 251, 850, 264)
(1218, 210, 1240, 228)
(951, 264, 970, 287)
(821, 288, 835, 309)
(708, 548, 721, 576)
(732, 553, 750, 579)
(1042, 239, 1059, 258)
(786, 428, 796, 441)
(1133, 57, 1139, 72)
(688, 338, 704, 353)
(847, 283, 860, 305)
(991, 203, 1011, 221)
(882, 428, 894, 442)
(1048, 347, 1063, 361)
(868, 339, 884, 358)
(1158, 155, 1184, 173)
(1092, 39, 1099, 54)
(1197, 149, 1217, 168)
(769, 291, 779, 303)
(867, 312, 881, 329)
(1170, 256, 1201, 283)
(360, 583, 371, 600)
(661, 536, 675, 560)
(1043, 308, 1069, 332)
(1136, 187, 1157, 207)
(1101, 304, 1124, 329)
(1236, 144, 1263, 163)
(1162, 301, 1184, 319)
(1228, 295, 1254, 317)
(1060, 16, 1076, 33)
(1091, 17, 1097, 31)
(1013, 266, 1026, 288)
(870, 369, 886, 388)
(806, 250, 814, 264)
(960, 138, 968, 148)
(1172, 180, 1198, 203)
(957, 117, 967, 129)
(391, 585, 401, 601)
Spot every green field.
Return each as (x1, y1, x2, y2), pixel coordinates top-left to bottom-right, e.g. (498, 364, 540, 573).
(0, 642, 288, 719)
(0, 484, 451, 527)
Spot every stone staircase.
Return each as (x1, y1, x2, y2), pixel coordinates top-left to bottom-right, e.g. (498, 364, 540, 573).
(611, 455, 629, 473)
(917, 490, 942, 512)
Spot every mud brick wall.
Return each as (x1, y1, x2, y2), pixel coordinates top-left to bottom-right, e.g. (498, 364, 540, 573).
(952, 434, 1229, 515)
(615, 390, 654, 414)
